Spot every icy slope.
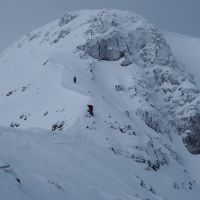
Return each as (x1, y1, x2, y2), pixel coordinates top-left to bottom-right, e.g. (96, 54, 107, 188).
(1, 9, 200, 200)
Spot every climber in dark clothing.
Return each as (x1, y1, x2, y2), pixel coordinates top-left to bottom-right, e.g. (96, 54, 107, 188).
(87, 105, 94, 116)
(73, 76, 77, 83)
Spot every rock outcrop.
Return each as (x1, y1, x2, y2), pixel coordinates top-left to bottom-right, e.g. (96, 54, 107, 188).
(77, 9, 173, 68)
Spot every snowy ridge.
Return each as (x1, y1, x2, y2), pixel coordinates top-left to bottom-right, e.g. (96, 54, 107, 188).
(1, 9, 200, 200)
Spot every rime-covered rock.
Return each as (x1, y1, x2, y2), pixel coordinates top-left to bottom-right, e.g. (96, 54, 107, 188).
(77, 9, 173, 67)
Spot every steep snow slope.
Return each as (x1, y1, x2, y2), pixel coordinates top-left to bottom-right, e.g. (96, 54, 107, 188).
(0, 127, 200, 200)
(1, 9, 200, 200)
(0, 24, 90, 130)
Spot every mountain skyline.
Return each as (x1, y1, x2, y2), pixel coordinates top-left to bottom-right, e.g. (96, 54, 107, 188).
(0, 0, 200, 52)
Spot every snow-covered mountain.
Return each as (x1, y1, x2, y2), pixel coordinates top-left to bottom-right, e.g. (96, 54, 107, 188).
(1, 9, 200, 200)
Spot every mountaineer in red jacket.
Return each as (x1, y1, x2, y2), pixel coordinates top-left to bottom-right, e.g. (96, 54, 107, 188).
(87, 105, 94, 116)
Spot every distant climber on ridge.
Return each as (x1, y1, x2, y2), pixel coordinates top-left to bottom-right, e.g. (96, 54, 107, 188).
(87, 105, 94, 116)
(73, 76, 77, 83)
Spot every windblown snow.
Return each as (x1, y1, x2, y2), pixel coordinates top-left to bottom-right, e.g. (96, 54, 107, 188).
(1, 9, 200, 200)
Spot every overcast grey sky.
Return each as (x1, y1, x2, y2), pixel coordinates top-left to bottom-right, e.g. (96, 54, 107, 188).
(0, 0, 199, 52)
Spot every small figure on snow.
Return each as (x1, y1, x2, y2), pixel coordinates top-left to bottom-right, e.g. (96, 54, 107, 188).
(87, 105, 94, 116)
(73, 76, 77, 84)
(16, 178, 21, 184)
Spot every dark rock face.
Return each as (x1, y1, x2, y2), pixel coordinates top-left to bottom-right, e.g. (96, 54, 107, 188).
(183, 133, 200, 154)
(181, 110, 200, 154)
(189, 113, 200, 134)
(59, 13, 77, 26)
